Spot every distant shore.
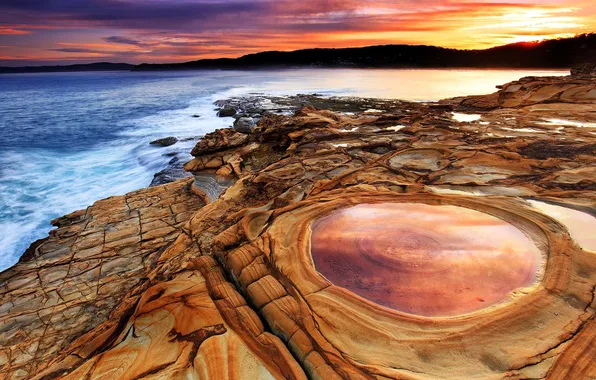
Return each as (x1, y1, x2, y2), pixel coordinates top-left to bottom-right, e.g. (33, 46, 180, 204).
(1, 33, 594, 74)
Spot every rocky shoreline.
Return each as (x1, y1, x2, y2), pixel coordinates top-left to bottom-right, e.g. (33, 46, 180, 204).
(1, 68, 595, 379)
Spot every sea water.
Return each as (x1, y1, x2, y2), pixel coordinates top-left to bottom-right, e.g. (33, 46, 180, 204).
(0, 68, 568, 270)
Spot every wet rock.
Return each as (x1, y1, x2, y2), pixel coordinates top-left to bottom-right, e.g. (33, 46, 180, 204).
(192, 114, 200, 118)
(149, 136, 178, 147)
(179, 135, 202, 142)
(192, 173, 236, 202)
(150, 157, 192, 186)
(233, 117, 255, 133)
(519, 141, 596, 159)
(216, 105, 236, 117)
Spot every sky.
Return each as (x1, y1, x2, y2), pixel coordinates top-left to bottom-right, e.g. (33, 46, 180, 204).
(0, 0, 594, 66)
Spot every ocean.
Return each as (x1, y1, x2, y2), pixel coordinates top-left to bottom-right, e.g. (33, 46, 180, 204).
(0, 68, 568, 270)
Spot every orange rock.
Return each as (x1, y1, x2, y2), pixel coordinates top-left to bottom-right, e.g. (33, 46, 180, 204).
(1, 74, 595, 379)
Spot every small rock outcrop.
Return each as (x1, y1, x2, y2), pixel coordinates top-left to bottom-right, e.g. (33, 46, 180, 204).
(150, 156, 191, 186)
(233, 116, 255, 133)
(571, 63, 596, 78)
(149, 136, 178, 146)
(216, 105, 236, 117)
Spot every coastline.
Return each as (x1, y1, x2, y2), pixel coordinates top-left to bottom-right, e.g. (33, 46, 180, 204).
(2, 33, 594, 74)
(0, 68, 595, 378)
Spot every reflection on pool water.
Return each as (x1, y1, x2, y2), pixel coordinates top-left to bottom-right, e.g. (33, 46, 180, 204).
(311, 203, 544, 317)
(529, 200, 596, 252)
(537, 118, 596, 128)
(451, 112, 481, 122)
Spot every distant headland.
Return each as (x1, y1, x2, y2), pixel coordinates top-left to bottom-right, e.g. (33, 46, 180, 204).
(1, 33, 594, 74)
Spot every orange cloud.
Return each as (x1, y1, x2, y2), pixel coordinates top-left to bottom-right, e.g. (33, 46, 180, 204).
(0, 28, 31, 35)
(0, 0, 594, 63)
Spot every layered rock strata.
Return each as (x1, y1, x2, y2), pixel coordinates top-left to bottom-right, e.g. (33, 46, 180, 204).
(1, 72, 596, 379)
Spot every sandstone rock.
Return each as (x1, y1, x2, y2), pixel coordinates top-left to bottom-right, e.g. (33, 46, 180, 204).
(0, 178, 205, 379)
(190, 128, 248, 156)
(2, 75, 596, 379)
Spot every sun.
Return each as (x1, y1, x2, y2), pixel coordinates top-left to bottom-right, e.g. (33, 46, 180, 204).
(510, 35, 547, 44)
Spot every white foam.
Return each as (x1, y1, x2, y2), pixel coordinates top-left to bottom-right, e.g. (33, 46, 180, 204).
(0, 144, 154, 269)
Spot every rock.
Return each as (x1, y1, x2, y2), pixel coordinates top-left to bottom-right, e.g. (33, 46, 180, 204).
(2, 74, 596, 379)
(150, 156, 192, 186)
(189, 128, 249, 156)
(233, 117, 255, 133)
(191, 173, 236, 203)
(192, 114, 200, 118)
(149, 136, 178, 147)
(216, 105, 236, 117)
(455, 92, 500, 111)
(571, 63, 596, 78)
(180, 135, 202, 142)
(0, 178, 206, 379)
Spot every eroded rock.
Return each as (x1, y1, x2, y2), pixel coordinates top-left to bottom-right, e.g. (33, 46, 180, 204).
(2, 73, 596, 379)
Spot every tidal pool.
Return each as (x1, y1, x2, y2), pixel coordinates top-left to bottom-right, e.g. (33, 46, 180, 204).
(528, 200, 596, 252)
(311, 203, 543, 317)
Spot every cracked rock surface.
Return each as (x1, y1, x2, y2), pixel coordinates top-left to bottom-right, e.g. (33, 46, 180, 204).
(1, 72, 595, 379)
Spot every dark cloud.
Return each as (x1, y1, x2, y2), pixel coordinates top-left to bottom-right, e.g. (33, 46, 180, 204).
(49, 47, 102, 53)
(103, 36, 144, 46)
(0, 0, 579, 34)
(0, 0, 265, 31)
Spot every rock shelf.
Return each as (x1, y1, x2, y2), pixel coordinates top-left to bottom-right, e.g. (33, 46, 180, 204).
(1, 71, 595, 379)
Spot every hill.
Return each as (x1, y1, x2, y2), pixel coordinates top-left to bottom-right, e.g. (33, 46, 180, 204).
(1, 33, 594, 73)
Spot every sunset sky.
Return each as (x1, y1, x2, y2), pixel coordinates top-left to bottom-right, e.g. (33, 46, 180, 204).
(0, 0, 595, 66)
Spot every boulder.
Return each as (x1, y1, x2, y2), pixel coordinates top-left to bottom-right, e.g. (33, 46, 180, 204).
(149, 136, 178, 147)
(217, 105, 237, 117)
(233, 117, 255, 133)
